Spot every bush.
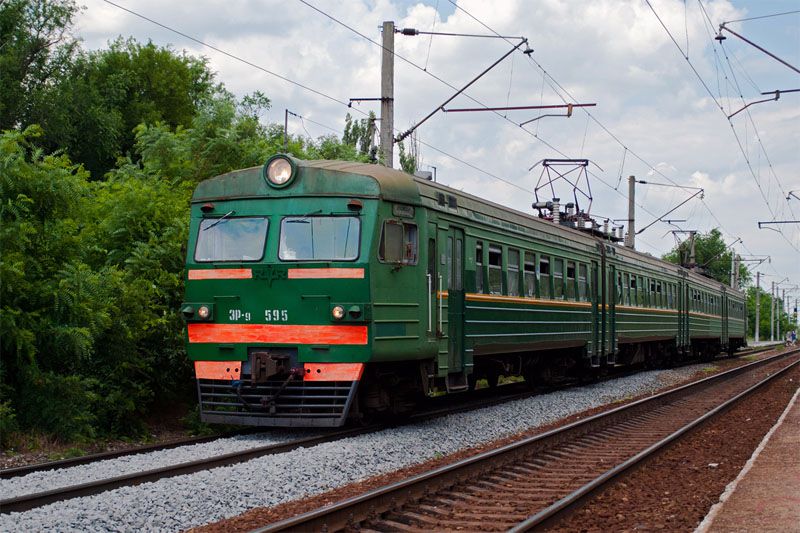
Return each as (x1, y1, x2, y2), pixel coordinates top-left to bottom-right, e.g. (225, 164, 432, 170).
(0, 401, 19, 448)
(16, 369, 99, 442)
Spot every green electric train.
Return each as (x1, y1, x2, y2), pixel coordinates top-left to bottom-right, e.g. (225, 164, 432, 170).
(181, 154, 746, 427)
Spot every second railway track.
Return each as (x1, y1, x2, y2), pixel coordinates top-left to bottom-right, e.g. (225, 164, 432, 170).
(254, 347, 800, 532)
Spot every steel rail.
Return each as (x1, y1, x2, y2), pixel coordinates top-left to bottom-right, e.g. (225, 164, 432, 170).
(0, 429, 260, 480)
(0, 381, 562, 514)
(510, 349, 800, 531)
(252, 347, 799, 532)
(0, 427, 371, 514)
(0, 344, 777, 515)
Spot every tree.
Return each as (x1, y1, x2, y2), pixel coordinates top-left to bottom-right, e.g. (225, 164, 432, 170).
(0, 0, 81, 130)
(662, 229, 750, 286)
(342, 112, 377, 162)
(24, 37, 219, 176)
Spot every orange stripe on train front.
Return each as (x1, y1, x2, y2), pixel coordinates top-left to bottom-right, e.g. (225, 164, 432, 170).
(188, 268, 252, 280)
(187, 324, 368, 345)
(194, 360, 242, 380)
(303, 363, 364, 381)
(287, 268, 364, 279)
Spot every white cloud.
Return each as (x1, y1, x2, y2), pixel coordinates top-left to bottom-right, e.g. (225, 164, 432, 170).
(74, 0, 800, 282)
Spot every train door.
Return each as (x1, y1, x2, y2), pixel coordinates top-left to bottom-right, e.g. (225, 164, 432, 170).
(721, 289, 729, 351)
(607, 263, 617, 365)
(590, 260, 601, 367)
(678, 274, 689, 354)
(434, 225, 467, 391)
(446, 227, 467, 391)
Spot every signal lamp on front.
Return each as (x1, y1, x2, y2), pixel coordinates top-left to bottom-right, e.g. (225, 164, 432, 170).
(197, 305, 211, 319)
(332, 305, 345, 320)
(265, 156, 295, 187)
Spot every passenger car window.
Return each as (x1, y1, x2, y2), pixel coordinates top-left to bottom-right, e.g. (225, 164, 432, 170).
(508, 248, 520, 296)
(539, 256, 551, 299)
(488, 244, 503, 294)
(578, 263, 588, 301)
(524, 252, 536, 297)
(553, 258, 564, 299)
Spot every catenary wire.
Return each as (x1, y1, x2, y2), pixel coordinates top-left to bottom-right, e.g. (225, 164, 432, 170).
(647, 0, 800, 254)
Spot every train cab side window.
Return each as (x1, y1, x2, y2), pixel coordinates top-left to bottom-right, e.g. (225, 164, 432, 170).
(475, 241, 484, 293)
(539, 256, 551, 299)
(524, 252, 536, 297)
(553, 258, 564, 299)
(378, 221, 417, 265)
(566, 261, 576, 300)
(578, 263, 588, 301)
(508, 248, 520, 296)
(488, 244, 503, 295)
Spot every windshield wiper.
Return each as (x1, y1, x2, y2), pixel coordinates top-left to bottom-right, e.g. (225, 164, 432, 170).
(203, 210, 235, 230)
(286, 210, 323, 223)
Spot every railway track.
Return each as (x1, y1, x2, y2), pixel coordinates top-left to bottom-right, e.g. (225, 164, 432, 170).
(0, 344, 779, 516)
(252, 347, 800, 532)
(0, 381, 551, 514)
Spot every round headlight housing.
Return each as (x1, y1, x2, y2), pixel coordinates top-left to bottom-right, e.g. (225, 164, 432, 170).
(197, 305, 211, 319)
(332, 305, 345, 321)
(264, 155, 295, 187)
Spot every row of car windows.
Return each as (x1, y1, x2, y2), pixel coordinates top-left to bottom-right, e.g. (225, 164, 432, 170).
(471, 240, 737, 315)
(474, 241, 590, 301)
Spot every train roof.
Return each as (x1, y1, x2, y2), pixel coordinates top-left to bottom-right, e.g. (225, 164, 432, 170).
(192, 158, 419, 205)
(193, 156, 743, 297)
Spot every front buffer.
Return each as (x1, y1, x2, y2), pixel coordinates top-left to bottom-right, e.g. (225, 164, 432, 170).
(189, 323, 367, 427)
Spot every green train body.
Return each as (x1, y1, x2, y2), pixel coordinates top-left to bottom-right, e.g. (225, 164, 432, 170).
(181, 155, 747, 427)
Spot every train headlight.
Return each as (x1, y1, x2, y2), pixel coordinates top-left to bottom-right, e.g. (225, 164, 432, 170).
(264, 155, 296, 188)
(332, 305, 345, 320)
(197, 305, 211, 319)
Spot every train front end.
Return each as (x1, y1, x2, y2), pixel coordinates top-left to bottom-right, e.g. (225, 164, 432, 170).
(181, 155, 376, 427)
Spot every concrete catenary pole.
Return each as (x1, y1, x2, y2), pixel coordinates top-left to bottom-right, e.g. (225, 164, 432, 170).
(778, 288, 785, 340)
(380, 21, 395, 168)
(624, 175, 635, 249)
(755, 272, 760, 343)
(730, 252, 735, 288)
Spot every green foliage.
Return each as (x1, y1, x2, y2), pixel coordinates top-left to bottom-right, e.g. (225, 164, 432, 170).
(0, 0, 81, 129)
(342, 112, 377, 162)
(17, 369, 99, 442)
(0, 6, 386, 446)
(4, 14, 219, 177)
(0, 401, 19, 447)
(134, 94, 288, 182)
(398, 140, 418, 175)
(662, 229, 750, 286)
(746, 285, 796, 340)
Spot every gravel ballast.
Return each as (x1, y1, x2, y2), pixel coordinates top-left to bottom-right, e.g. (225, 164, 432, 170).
(0, 431, 318, 499)
(0, 364, 716, 532)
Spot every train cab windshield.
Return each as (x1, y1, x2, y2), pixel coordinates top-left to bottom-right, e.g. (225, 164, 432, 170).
(279, 216, 360, 261)
(194, 217, 268, 262)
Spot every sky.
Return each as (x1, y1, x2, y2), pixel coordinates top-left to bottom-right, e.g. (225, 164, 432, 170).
(73, 0, 799, 300)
